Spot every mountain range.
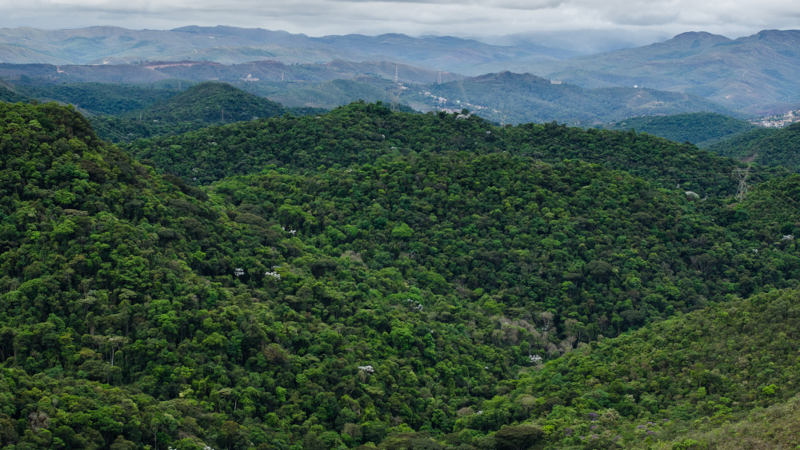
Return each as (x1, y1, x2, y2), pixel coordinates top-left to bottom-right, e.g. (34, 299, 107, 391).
(2, 26, 799, 118)
(541, 30, 800, 114)
(0, 25, 567, 74)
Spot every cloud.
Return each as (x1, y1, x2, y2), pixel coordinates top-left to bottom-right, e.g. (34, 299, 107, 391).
(0, 0, 796, 39)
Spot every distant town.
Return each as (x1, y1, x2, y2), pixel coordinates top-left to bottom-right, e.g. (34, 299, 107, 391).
(753, 109, 800, 128)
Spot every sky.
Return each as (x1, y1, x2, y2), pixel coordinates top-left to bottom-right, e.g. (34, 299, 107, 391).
(1, 0, 799, 47)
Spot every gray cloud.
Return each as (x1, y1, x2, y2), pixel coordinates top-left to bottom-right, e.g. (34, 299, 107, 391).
(0, 0, 797, 41)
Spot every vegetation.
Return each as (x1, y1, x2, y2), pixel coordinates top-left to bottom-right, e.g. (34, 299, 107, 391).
(465, 287, 800, 448)
(14, 82, 182, 115)
(127, 101, 773, 197)
(89, 82, 294, 142)
(0, 100, 798, 448)
(606, 112, 756, 147)
(0, 83, 27, 103)
(709, 122, 800, 171)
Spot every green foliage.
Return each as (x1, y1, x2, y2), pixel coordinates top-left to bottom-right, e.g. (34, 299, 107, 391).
(14, 82, 181, 115)
(126, 101, 767, 197)
(465, 288, 800, 447)
(90, 81, 298, 142)
(0, 83, 28, 103)
(709, 122, 800, 171)
(606, 112, 756, 147)
(0, 101, 798, 448)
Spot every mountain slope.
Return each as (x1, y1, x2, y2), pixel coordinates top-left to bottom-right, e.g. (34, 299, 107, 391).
(607, 112, 757, 147)
(403, 71, 730, 125)
(461, 286, 800, 448)
(708, 122, 800, 171)
(542, 29, 800, 113)
(88, 82, 322, 142)
(126, 101, 769, 197)
(14, 81, 182, 115)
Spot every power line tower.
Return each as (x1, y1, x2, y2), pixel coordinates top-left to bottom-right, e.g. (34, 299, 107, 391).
(394, 64, 399, 84)
(733, 164, 751, 201)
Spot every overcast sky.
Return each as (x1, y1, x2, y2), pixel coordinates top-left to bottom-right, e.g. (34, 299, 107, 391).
(1, 0, 798, 44)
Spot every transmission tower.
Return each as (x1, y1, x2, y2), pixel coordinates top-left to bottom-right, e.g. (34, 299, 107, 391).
(733, 164, 751, 201)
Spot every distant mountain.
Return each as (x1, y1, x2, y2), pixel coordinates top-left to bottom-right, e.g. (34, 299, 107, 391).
(0, 25, 569, 74)
(4, 64, 731, 126)
(401, 72, 731, 125)
(541, 29, 800, 114)
(606, 112, 757, 147)
(709, 122, 800, 170)
(0, 59, 462, 86)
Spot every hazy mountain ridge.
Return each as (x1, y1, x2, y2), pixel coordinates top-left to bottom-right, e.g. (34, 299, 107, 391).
(541, 29, 800, 114)
(0, 25, 568, 73)
(400, 71, 731, 125)
(0, 59, 462, 85)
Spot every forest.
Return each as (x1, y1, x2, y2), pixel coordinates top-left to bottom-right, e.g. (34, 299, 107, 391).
(0, 98, 798, 449)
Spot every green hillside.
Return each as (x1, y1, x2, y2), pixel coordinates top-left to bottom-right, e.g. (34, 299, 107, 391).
(0, 82, 27, 103)
(709, 122, 800, 171)
(89, 82, 324, 142)
(140, 81, 285, 123)
(1, 101, 799, 448)
(607, 112, 756, 147)
(14, 81, 182, 115)
(464, 286, 800, 448)
(127, 101, 771, 197)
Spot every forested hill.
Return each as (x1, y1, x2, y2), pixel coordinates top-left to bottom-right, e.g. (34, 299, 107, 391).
(138, 81, 285, 123)
(606, 112, 756, 147)
(127, 101, 772, 196)
(90, 81, 324, 142)
(709, 122, 800, 171)
(0, 82, 26, 102)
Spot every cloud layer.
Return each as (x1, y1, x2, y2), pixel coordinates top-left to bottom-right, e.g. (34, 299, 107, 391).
(1, 0, 798, 40)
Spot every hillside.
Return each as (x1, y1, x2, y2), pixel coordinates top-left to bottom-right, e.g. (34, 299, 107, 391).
(1, 101, 799, 448)
(708, 122, 800, 171)
(14, 81, 182, 115)
(0, 82, 26, 102)
(463, 286, 800, 448)
(403, 72, 730, 125)
(541, 30, 800, 114)
(88, 82, 324, 141)
(127, 101, 770, 197)
(606, 112, 757, 147)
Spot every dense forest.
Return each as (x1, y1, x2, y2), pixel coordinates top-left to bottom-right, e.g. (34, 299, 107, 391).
(606, 112, 756, 148)
(0, 100, 798, 448)
(708, 122, 800, 171)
